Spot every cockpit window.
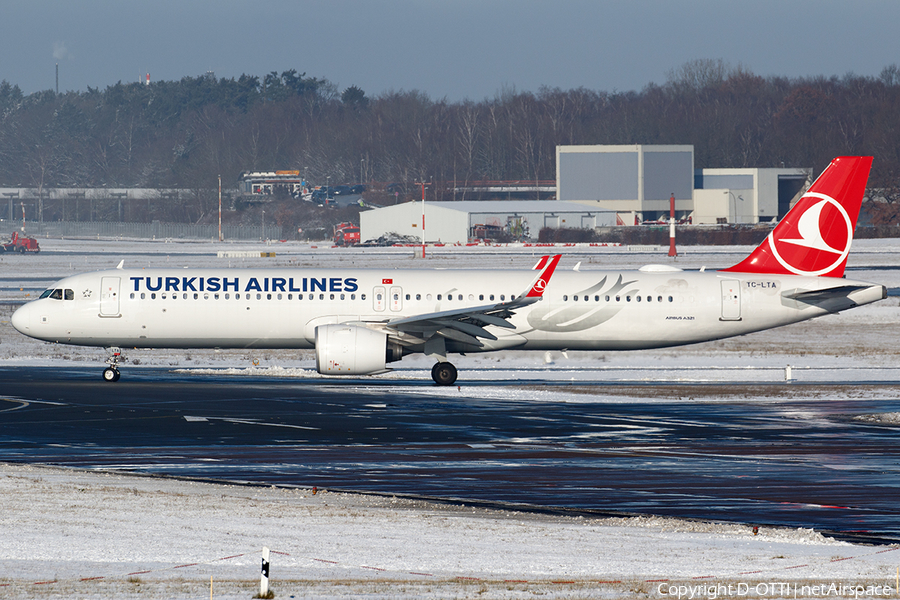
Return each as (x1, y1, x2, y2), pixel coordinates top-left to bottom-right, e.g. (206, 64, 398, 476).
(39, 288, 74, 300)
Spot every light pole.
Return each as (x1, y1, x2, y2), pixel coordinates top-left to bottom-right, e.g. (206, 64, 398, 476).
(218, 175, 223, 242)
(728, 191, 744, 224)
(419, 181, 427, 259)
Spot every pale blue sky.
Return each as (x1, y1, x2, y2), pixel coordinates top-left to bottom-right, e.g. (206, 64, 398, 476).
(3, 0, 899, 100)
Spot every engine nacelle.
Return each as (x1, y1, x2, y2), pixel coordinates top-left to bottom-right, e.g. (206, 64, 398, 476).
(315, 324, 403, 375)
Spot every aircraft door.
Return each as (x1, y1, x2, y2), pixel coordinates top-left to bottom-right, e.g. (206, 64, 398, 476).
(373, 286, 386, 312)
(720, 279, 741, 321)
(100, 277, 121, 317)
(390, 286, 402, 311)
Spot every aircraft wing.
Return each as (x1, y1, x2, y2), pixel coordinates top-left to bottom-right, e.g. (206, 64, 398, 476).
(385, 255, 561, 347)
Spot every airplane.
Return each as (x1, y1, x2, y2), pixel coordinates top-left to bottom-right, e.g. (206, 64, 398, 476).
(11, 156, 886, 386)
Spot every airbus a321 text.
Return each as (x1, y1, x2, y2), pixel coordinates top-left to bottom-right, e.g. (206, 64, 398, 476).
(12, 156, 886, 385)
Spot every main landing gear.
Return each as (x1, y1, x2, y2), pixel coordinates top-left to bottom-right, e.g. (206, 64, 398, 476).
(102, 347, 125, 382)
(431, 361, 458, 386)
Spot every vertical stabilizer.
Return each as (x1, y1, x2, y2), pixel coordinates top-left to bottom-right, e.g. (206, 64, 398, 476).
(723, 156, 872, 277)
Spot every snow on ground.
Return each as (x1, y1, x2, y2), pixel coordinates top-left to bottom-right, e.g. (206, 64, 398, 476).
(1, 462, 898, 600)
(1, 239, 900, 598)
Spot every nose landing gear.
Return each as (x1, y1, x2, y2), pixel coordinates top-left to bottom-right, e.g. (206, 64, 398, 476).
(103, 347, 125, 382)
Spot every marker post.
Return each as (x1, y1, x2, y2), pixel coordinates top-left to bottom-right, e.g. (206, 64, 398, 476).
(668, 193, 677, 257)
(260, 546, 270, 597)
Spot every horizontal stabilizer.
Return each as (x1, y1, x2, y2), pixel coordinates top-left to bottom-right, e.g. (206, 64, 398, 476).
(781, 283, 886, 312)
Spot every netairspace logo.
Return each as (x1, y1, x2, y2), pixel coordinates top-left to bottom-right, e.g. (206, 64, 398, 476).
(656, 582, 895, 599)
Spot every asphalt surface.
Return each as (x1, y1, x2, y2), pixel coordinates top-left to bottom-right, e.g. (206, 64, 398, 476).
(2, 367, 900, 542)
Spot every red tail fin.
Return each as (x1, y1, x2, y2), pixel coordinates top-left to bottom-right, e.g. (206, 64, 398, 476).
(723, 156, 872, 277)
(526, 254, 561, 297)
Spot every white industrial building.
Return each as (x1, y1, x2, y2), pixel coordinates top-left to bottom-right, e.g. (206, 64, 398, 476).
(360, 200, 615, 244)
(692, 167, 811, 224)
(556, 144, 810, 225)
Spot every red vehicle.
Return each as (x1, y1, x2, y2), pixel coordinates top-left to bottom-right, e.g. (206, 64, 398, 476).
(333, 222, 360, 246)
(1, 231, 40, 253)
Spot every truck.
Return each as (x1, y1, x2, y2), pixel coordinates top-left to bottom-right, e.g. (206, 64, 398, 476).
(333, 222, 360, 246)
(1, 231, 40, 253)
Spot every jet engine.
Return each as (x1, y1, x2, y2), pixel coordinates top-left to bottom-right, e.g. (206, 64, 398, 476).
(315, 324, 404, 375)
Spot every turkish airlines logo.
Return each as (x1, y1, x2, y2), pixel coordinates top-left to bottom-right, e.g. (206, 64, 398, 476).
(531, 278, 548, 294)
(769, 192, 853, 276)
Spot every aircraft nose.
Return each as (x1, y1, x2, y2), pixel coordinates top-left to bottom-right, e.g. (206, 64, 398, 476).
(11, 302, 32, 334)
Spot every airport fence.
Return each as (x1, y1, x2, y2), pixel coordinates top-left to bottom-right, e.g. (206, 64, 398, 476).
(0, 220, 288, 241)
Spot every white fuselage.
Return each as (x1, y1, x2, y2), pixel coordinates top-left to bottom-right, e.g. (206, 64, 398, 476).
(11, 265, 886, 353)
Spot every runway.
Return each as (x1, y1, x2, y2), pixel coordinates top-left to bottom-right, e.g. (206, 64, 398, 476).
(2, 366, 899, 543)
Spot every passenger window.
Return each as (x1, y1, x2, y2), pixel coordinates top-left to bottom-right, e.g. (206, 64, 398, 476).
(151, 293, 157, 300)
(140, 293, 146, 300)
(490, 295, 495, 301)
(405, 294, 410, 301)
(194, 293, 199, 300)
(636, 296, 641, 302)
(479, 294, 484, 301)
(563, 295, 568, 301)
(437, 294, 442, 300)
(416, 294, 421, 300)
(500, 295, 505, 301)
(351, 294, 356, 300)
(361, 293, 366, 300)
(257, 293, 262, 300)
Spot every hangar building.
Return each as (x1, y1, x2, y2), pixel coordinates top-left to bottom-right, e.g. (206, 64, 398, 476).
(692, 167, 811, 224)
(360, 201, 615, 244)
(556, 144, 810, 225)
(557, 145, 694, 221)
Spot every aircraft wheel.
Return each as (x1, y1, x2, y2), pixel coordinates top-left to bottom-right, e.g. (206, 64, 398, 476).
(431, 362, 458, 386)
(103, 367, 120, 382)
